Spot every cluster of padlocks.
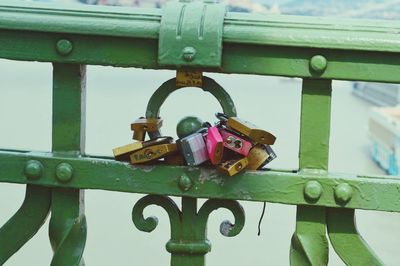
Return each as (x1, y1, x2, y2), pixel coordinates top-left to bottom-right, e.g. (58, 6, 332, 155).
(113, 113, 276, 176)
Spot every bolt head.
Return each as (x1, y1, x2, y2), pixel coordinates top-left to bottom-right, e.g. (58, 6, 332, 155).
(334, 183, 353, 204)
(304, 180, 323, 201)
(56, 39, 73, 56)
(24, 160, 43, 180)
(310, 55, 327, 73)
(178, 174, 193, 192)
(56, 163, 74, 183)
(182, 47, 196, 62)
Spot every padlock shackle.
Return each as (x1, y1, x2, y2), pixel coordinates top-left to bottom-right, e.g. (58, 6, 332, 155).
(145, 76, 237, 119)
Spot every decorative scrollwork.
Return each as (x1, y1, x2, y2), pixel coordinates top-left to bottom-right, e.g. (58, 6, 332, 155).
(0, 185, 51, 265)
(132, 195, 245, 264)
(132, 195, 182, 239)
(197, 199, 245, 237)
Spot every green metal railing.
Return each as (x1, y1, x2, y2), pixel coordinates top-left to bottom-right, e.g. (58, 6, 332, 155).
(1, 1, 400, 265)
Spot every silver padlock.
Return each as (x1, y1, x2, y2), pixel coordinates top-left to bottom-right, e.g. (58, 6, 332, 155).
(178, 132, 209, 166)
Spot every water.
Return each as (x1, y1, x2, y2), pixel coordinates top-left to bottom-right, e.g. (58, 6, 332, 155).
(0, 59, 399, 265)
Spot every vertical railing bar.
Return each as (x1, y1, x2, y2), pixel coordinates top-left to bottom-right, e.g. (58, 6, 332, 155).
(290, 78, 332, 266)
(49, 63, 87, 266)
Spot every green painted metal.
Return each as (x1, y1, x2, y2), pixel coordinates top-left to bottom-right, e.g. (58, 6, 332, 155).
(327, 208, 383, 265)
(0, 185, 51, 265)
(49, 189, 86, 266)
(176, 116, 204, 139)
(132, 195, 244, 266)
(290, 79, 331, 266)
(1, 151, 400, 212)
(299, 79, 332, 170)
(49, 63, 87, 266)
(1, 1, 400, 265)
(290, 206, 328, 266)
(145, 76, 237, 119)
(2, 1, 400, 54)
(52, 63, 86, 153)
(1, 2, 400, 83)
(158, 2, 225, 67)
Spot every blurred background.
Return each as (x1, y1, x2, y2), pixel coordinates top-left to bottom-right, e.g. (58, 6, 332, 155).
(1, 0, 400, 265)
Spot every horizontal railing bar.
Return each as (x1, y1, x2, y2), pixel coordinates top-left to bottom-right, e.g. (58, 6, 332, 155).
(1, 1, 400, 54)
(1, 150, 399, 212)
(1, 29, 400, 83)
(0, 1, 161, 40)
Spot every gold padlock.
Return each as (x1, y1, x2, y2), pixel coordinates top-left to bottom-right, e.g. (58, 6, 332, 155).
(226, 117, 276, 145)
(113, 141, 143, 161)
(247, 144, 276, 170)
(131, 118, 163, 141)
(130, 143, 178, 164)
(218, 157, 249, 176)
(113, 137, 173, 161)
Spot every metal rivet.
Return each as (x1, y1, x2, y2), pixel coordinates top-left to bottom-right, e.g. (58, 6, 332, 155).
(178, 173, 192, 191)
(182, 47, 196, 62)
(24, 160, 43, 180)
(310, 55, 327, 73)
(334, 183, 353, 204)
(304, 180, 322, 201)
(56, 163, 74, 183)
(56, 39, 73, 56)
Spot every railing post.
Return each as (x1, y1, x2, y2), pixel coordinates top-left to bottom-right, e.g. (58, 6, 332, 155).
(48, 63, 87, 266)
(290, 78, 332, 266)
(168, 197, 208, 266)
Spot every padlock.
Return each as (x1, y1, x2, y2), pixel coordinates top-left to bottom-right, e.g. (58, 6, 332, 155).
(113, 141, 143, 161)
(113, 137, 173, 161)
(247, 144, 277, 170)
(131, 118, 163, 141)
(218, 157, 249, 176)
(178, 132, 209, 166)
(216, 113, 276, 145)
(227, 117, 276, 145)
(220, 129, 253, 156)
(206, 126, 224, 165)
(130, 143, 178, 164)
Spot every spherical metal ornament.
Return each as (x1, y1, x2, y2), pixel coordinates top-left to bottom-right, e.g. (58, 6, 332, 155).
(176, 116, 204, 138)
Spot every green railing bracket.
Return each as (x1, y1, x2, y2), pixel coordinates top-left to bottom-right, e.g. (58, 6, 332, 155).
(158, 1, 226, 68)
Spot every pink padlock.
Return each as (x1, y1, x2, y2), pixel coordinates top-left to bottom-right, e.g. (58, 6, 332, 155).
(206, 126, 224, 165)
(220, 129, 253, 156)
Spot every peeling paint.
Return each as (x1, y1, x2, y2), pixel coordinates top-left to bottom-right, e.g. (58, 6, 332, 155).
(238, 190, 252, 200)
(220, 220, 233, 236)
(199, 168, 221, 185)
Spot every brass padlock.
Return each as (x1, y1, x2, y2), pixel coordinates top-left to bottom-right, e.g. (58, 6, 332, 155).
(218, 157, 249, 176)
(113, 141, 143, 161)
(113, 137, 173, 161)
(227, 117, 276, 145)
(247, 144, 276, 170)
(130, 143, 178, 164)
(216, 113, 276, 145)
(131, 118, 163, 141)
